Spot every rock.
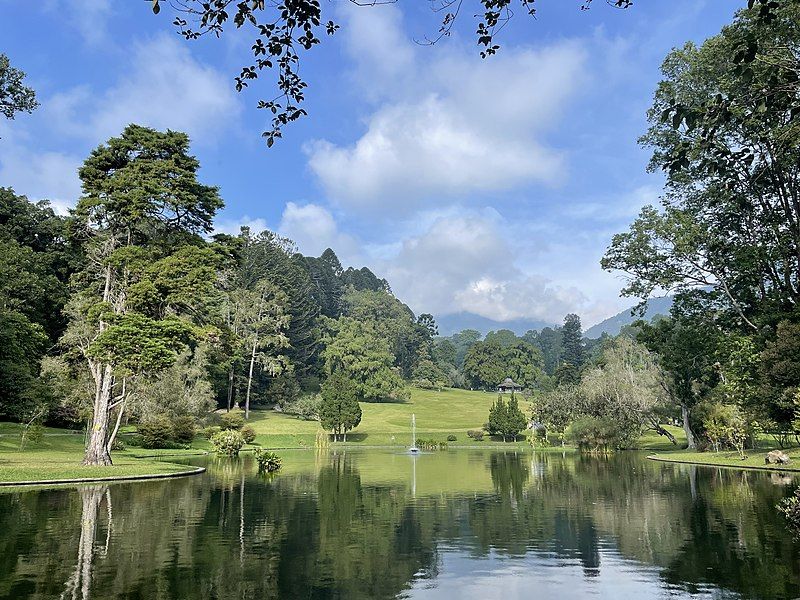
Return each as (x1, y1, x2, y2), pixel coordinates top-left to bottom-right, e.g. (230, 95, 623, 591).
(765, 450, 790, 465)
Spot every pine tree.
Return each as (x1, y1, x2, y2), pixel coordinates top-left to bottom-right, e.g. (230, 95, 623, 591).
(560, 313, 586, 372)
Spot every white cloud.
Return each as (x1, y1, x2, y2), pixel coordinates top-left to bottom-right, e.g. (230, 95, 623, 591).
(0, 34, 241, 209)
(0, 123, 82, 207)
(305, 5, 586, 214)
(45, 34, 241, 145)
(374, 210, 589, 323)
(278, 202, 362, 262)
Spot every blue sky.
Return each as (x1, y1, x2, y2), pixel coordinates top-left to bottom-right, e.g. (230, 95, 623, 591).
(0, 0, 744, 328)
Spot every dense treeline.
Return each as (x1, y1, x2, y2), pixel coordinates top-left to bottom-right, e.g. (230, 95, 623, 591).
(0, 125, 437, 464)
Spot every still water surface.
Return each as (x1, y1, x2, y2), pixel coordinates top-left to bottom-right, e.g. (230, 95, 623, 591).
(1, 450, 800, 599)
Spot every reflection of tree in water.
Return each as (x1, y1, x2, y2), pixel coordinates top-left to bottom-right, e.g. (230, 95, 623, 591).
(2, 453, 800, 599)
(61, 486, 109, 600)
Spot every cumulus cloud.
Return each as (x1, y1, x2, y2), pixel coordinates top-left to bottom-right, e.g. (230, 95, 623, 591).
(45, 34, 240, 146)
(278, 202, 362, 262)
(0, 34, 240, 209)
(305, 5, 586, 214)
(373, 210, 589, 323)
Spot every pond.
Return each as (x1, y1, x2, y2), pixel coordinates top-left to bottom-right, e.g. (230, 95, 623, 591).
(1, 450, 799, 599)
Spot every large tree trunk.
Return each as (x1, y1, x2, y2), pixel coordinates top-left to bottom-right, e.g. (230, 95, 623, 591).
(681, 403, 696, 450)
(84, 363, 113, 466)
(245, 339, 257, 420)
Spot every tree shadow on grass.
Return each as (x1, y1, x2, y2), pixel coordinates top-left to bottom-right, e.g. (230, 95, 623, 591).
(339, 433, 369, 443)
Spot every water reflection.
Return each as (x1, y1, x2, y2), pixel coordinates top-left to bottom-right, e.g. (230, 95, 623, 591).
(0, 451, 799, 599)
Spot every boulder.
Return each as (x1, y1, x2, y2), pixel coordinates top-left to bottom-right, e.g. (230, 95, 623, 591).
(765, 450, 791, 465)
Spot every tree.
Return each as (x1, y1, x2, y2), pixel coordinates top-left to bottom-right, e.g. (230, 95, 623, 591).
(488, 394, 527, 442)
(0, 54, 38, 128)
(144, 1, 633, 146)
(67, 124, 223, 465)
(636, 312, 720, 450)
(560, 313, 586, 372)
(579, 336, 673, 448)
(319, 371, 362, 441)
(321, 317, 404, 401)
(602, 1, 800, 331)
(416, 314, 438, 337)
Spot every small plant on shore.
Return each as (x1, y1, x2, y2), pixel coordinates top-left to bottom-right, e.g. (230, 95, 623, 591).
(447, 434, 457, 442)
(202, 425, 221, 439)
(254, 448, 282, 473)
(211, 430, 245, 456)
(467, 430, 484, 441)
(241, 425, 257, 444)
(417, 439, 447, 451)
(220, 409, 246, 431)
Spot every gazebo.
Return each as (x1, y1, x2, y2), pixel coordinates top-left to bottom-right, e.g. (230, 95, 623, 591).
(497, 377, 522, 394)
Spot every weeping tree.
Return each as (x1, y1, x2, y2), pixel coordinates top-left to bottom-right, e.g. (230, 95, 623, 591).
(67, 124, 223, 466)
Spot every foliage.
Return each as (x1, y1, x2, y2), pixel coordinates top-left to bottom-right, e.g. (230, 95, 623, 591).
(253, 448, 282, 473)
(779, 487, 800, 539)
(171, 415, 196, 444)
(560, 313, 586, 371)
(466, 429, 484, 441)
(322, 316, 404, 401)
(220, 409, 246, 431)
(447, 434, 457, 442)
(530, 386, 580, 445)
(463, 338, 545, 390)
(567, 416, 622, 454)
(416, 439, 447, 451)
(283, 394, 321, 421)
(202, 425, 222, 440)
(240, 424, 256, 444)
(0, 53, 38, 124)
(211, 429, 245, 456)
(130, 347, 216, 423)
(138, 416, 179, 449)
(319, 371, 362, 440)
(146, 1, 632, 146)
(487, 394, 527, 441)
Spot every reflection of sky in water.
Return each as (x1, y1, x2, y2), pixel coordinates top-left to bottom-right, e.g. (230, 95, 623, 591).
(405, 548, 723, 599)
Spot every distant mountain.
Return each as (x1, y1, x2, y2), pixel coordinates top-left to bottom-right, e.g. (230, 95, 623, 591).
(584, 296, 673, 339)
(436, 312, 555, 337)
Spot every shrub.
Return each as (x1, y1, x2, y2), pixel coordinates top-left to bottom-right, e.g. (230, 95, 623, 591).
(201, 425, 221, 440)
(138, 416, 175, 449)
(254, 448, 282, 473)
(284, 394, 321, 421)
(171, 415, 196, 444)
(447, 434, 457, 442)
(466, 430, 484, 441)
(567, 417, 622, 453)
(110, 438, 126, 451)
(220, 409, 245, 431)
(417, 439, 447, 451)
(211, 430, 245, 456)
(241, 425, 256, 444)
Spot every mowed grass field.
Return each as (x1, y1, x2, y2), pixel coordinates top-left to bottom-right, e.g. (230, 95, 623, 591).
(0, 424, 198, 484)
(243, 387, 535, 448)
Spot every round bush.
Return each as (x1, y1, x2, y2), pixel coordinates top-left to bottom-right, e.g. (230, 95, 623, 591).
(447, 434, 457, 442)
(138, 416, 175, 449)
(211, 429, 245, 456)
(171, 415, 196, 444)
(202, 425, 221, 440)
(220, 409, 245, 431)
(241, 425, 256, 444)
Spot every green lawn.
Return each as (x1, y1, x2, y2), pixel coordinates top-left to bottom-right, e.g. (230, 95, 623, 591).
(242, 387, 536, 448)
(0, 424, 199, 484)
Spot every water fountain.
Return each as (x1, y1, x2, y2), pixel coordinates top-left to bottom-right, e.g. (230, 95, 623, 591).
(409, 413, 419, 454)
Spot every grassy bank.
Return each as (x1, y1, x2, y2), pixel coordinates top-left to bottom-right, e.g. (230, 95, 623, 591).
(0, 424, 201, 484)
(648, 447, 800, 472)
(241, 387, 536, 448)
